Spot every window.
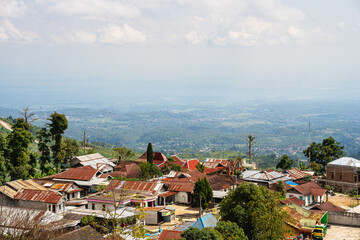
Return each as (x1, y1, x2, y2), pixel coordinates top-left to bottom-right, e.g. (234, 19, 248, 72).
(48, 205, 51, 211)
(339, 174, 342, 181)
(102, 204, 106, 211)
(331, 173, 334, 180)
(85, 204, 88, 209)
(72, 193, 75, 198)
(92, 204, 95, 210)
(355, 176, 358, 183)
(299, 196, 303, 200)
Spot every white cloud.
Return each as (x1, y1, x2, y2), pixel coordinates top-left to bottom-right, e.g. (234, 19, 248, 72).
(185, 30, 207, 44)
(337, 22, 346, 30)
(0, 0, 26, 18)
(253, 0, 307, 22)
(74, 30, 97, 44)
(98, 23, 145, 44)
(0, 18, 40, 43)
(38, 0, 141, 19)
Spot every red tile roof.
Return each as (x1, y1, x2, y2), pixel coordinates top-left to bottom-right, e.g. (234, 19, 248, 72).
(207, 174, 237, 191)
(186, 159, 199, 170)
(14, 189, 63, 204)
(281, 196, 305, 206)
(204, 166, 226, 174)
(158, 230, 183, 240)
(294, 182, 326, 196)
(111, 163, 141, 178)
(51, 166, 98, 181)
(135, 152, 167, 167)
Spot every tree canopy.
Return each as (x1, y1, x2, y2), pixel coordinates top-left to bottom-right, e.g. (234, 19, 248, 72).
(47, 112, 68, 172)
(193, 177, 213, 209)
(113, 146, 135, 164)
(303, 136, 344, 172)
(220, 182, 286, 240)
(276, 155, 294, 170)
(146, 142, 153, 165)
(181, 222, 248, 240)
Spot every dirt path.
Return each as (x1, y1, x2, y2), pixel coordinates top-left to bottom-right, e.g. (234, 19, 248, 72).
(328, 194, 358, 210)
(0, 120, 12, 131)
(326, 225, 360, 240)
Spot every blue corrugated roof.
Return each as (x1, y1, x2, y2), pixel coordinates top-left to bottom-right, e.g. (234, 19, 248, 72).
(192, 213, 218, 230)
(285, 181, 298, 185)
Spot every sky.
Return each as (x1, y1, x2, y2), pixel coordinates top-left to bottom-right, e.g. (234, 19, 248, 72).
(0, 0, 360, 108)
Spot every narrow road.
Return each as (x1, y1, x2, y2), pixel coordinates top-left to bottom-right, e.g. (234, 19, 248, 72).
(0, 120, 13, 131)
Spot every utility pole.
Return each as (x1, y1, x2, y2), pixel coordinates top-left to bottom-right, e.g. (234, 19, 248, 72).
(199, 194, 202, 219)
(83, 130, 86, 155)
(308, 120, 311, 164)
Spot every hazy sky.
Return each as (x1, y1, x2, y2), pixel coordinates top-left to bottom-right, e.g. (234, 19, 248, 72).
(1, 0, 360, 106)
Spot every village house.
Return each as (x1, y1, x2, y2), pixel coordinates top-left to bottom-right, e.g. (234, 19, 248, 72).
(48, 165, 110, 194)
(13, 189, 65, 213)
(242, 169, 292, 188)
(85, 180, 163, 211)
(160, 170, 238, 205)
(285, 181, 326, 206)
(0, 179, 65, 213)
(283, 168, 312, 183)
(35, 179, 84, 201)
(160, 170, 206, 204)
(70, 153, 115, 173)
(135, 151, 168, 167)
(170, 155, 200, 171)
(141, 206, 176, 225)
(320, 157, 360, 194)
(283, 202, 328, 239)
(111, 162, 141, 178)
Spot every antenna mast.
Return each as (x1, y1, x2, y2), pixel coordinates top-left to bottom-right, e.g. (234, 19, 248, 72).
(308, 120, 311, 164)
(84, 130, 86, 154)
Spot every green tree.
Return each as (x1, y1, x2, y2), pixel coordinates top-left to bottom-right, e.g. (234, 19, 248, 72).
(196, 162, 206, 173)
(5, 118, 34, 180)
(220, 182, 287, 240)
(275, 181, 286, 198)
(276, 155, 294, 170)
(193, 178, 213, 209)
(48, 112, 68, 172)
(303, 136, 344, 167)
(215, 221, 248, 240)
(181, 227, 222, 240)
(113, 146, 136, 164)
(146, 142, 153, 165)
(37, 127, 52, 174)
(62, 138, 79, 167)
(139, 162, 162, 180)
(0, 133, 8, 184)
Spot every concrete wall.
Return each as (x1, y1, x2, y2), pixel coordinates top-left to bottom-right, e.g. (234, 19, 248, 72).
(144, 210, 159, 225)
(328, 211, 360, 227)
(175, 192, 189, 204)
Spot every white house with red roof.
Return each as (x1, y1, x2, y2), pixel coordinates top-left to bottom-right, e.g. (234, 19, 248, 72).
(286, 182, 326, 206)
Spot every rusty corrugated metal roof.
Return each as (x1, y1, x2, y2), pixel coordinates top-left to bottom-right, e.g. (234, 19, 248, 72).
(205, 159, 229, 167)
(14, 189, 63, 204)
(105, 180, 163, 194)
(51, 166, 98, 181)
(0, 179, 48, 199)
(286, 168, 311, 180)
